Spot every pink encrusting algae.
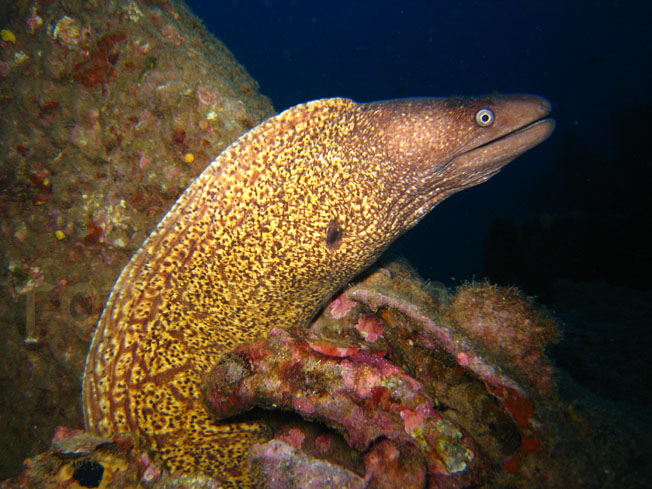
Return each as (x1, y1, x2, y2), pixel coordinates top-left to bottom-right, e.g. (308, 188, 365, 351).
(205, 327, 484, 487)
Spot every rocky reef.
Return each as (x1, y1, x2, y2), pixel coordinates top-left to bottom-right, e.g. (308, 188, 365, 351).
(2, 260, 643, 488)
(1, 1, 648, 488)
(202, 260, 612, 489)
(0, 0, 273, 477)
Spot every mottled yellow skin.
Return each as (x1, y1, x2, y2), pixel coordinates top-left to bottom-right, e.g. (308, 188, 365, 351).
(83, 96, 553, 486)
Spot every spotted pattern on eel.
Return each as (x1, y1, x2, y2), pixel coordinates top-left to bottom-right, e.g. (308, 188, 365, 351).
(82, 95, 554, 486)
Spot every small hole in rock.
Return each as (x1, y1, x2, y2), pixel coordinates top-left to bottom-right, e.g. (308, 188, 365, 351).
(72, 460, 104, 488)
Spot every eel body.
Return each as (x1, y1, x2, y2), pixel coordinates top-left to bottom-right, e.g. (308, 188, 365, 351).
(82, 95, 554, 486)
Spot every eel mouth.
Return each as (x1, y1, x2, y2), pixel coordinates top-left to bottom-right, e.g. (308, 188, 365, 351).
(441, 109, 555, 190)
(476, 116, 556, 164)
(489, 116, 555, 148)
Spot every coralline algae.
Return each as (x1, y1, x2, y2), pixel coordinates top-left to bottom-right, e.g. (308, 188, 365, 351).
(201, 259, 614, 488)
(0, 259, 641, 488)
(205, 327, 482, 486)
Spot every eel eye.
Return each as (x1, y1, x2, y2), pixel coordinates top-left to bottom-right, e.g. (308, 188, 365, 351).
(475, 108, 495, 127)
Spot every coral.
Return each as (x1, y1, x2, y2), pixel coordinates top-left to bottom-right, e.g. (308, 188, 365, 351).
(206, 326, 484, 487)
(337, 263, 551, 477)
(249, 440, 366, 489)
(199, 259, 636, 488)
(445, 282, 561, 396)
(249, 438, 429, 489)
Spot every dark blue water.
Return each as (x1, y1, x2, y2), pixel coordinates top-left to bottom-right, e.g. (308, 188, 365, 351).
(185, 0, 652, 290)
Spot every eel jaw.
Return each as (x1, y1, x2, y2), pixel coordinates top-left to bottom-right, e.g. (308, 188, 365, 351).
(436, 116, 556, 193)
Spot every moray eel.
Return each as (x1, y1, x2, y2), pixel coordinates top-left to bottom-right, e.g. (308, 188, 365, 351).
(83, 95, 554, 486)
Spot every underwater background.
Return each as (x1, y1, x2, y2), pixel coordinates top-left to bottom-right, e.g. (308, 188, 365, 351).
(1, 0, 651, 487)
(185, 0, 651, 288)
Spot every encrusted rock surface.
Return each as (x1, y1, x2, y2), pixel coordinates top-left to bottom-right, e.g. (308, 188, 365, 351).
(0, 0, 273, 477)
(203, 259, 644, 488)
(1, 2, 648, 487)
(206, 327, 483, 487)
(1, 260, 648, 488)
